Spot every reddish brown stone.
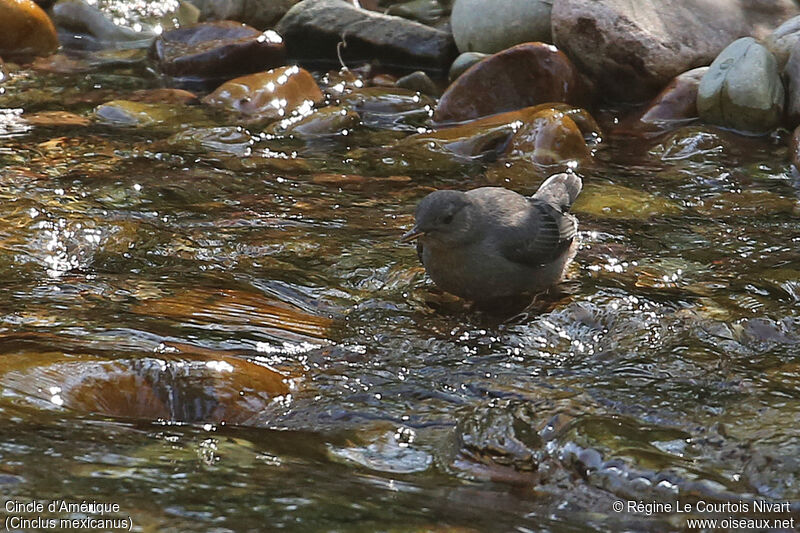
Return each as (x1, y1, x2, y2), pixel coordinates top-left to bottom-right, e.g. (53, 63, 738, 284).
(615, 67, 707, 136)
(433, 42, 587, 124)
(504, 108, 591, 165)
(791, 125, 800, 170)
(128, 88, 200, 105)
(150, 21, 286, 87)
(202, 65, 324, 120)
(0, 0, 58, 58)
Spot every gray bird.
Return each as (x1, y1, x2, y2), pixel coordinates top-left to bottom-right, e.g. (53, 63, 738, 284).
(401, 173, 582, 305)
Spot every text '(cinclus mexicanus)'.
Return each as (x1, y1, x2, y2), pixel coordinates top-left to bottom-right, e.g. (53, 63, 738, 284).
(401, 173, 582, 305)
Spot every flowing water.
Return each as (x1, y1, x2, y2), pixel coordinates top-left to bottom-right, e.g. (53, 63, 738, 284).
(0, 41, 799, 533)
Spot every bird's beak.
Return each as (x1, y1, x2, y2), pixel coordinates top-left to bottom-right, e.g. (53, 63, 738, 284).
(400, 226, 425, 243)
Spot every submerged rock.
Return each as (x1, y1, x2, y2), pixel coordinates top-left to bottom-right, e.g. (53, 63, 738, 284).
(275, 0, 457, 72)
(451, 0, 552, 54)
(150, 21, 286, 89)
(0, 0, 58, 58)
(201, 65, 323, 121)
(697, 38, 784, 135)
(267, 105, 360, 138)
(397, 104, 594, 169)
(191, 0, 300, 30)
(616, 67, 707, 136)
(0, 351, 299, 424)
(333, 87, 434, 130)
(573, 183, 681, 220)
(434, 42, 586, 124)
(552, 0, 799, 102)
(94, 100, 208, 128)
(791, 125, 800, 170)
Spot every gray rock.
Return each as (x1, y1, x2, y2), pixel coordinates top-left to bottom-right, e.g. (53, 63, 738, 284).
(448, 51, 488, 82)
(765, 15, 800, 70)
(697, 37, 784, 134)
(191, 0, 300, 30)
(552, 0, 799, 102)
(784, 43, 800, 126)
(396, 70, 438, 96)
(275, 0, 457, 73)
(451, 0, 552, 54)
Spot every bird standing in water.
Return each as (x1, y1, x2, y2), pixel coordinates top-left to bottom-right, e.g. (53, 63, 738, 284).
(401, 173, 582, 307)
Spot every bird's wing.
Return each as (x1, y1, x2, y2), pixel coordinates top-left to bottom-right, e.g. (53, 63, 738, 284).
(416, 240, 424, 264)
(497, 199, 577, 268)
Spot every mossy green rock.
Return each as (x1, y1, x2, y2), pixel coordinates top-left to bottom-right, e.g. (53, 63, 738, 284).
(573, 183, 681, 220)
(697, 37, 784, 135)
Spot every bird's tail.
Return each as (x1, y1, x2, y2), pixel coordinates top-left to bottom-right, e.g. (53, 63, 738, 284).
(533, 173, 583, 213)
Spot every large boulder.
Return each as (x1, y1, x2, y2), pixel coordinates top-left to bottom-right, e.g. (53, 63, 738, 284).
(451, 0, 552, 54)
(275, 0, 457, 72)
(697, 38, 784, 134)
(0, 0, 58, 58)
(434, 42, 587, 124)
(765, 15, 800, 69)
(552, 0, 799, 102)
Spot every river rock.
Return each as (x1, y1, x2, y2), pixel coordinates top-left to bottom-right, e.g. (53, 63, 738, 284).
(790, 126, 800, 170)
(552, 0, 800, 102)
(765, 15, 800, 70)
(451, 0, 552, 54)
(267, 105, 360, 137)
(398, 104, 593, 165)
(202, 65, 324, 121)
(448, 51, 487, 82)
(697, 38, 784, 134)
(150, 21, 286, 89)
(434, 42, 587, 124)
(0, 0, 58, 58)
(784, 44, 800, 126)
(616, 67, 707, 136)
(191, 0, 300, 30)
(275, 0, 457, 72)
(95, 100, 209, 128)
(396, 70, 438, 96)
(386, 0, 447, 26)
(52, 0, 199, 49)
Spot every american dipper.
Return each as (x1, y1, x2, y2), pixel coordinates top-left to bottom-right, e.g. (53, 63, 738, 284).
(401, 173, 582, 305)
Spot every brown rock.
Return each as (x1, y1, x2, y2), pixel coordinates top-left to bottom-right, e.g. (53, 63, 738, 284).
(0, 0, 58, 58)
(615, 67, 707, 136)
(791, 126, 800, 170)
(400, 103, 593, 164)
(128, 88, 200, 105)
(191, 0, 300, 30)
(503, 108, 591, 166)
(433, 42, 587, 124)
(552, 0, 800, 102)
(202, 65, 324, 120)
(150, 21, 286, 88)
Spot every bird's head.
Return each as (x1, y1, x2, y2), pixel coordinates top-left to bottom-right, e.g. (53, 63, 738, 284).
(401, 190, 478, 247)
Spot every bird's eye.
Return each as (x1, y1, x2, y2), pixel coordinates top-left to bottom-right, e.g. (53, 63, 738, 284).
(442, 214, 454, 224)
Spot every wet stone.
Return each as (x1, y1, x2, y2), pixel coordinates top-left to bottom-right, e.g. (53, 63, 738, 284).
(791, 125, 800, 170)
(396, 70, 438, 96)
(94, 100, 209, 128)
(333, 87, 434, 130)
(275, 0, 457, 72)
(52, 0, 151, 48)
(0, 0, 59, 58)
(434, 43, 587, 124)
(451, 0, 552, 54)
(150, 21, 286, 89)
(201, 65, 323, 122)
(697, 38, 784, 135)
(572, 183, 681, 220)
(385, 0, 447, 26)
(616, 67, 708, 137)
(503, 108, 591, 167)
(266, 105, 360, 138)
